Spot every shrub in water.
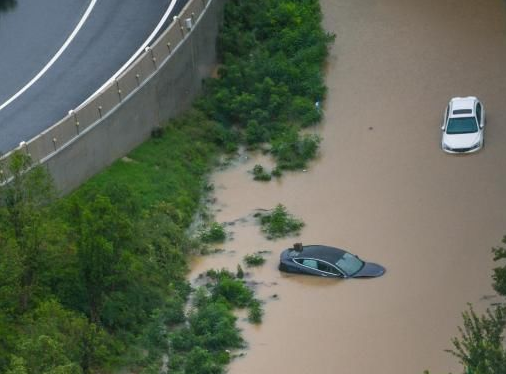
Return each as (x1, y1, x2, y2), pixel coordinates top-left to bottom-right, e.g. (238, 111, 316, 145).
(271, 167, 282, 178)
(271, 127, 320, 170)
(259, 204, 304, 239)
(236, 264, 245, 279)
(248, 299, 263, 324)
(244, 253, 266, 267)
(200, 222, 226, 243)
(252, 164, 271, 181)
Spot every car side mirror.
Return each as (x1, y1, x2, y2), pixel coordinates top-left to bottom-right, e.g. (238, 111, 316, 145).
(441, 125, 445, 131)
(479, 123, 484, 129)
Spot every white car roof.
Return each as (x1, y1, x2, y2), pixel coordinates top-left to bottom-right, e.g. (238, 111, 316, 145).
(449, 96, 477, 117)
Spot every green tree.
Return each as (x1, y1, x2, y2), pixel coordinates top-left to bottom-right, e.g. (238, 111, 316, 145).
(71, 194, 133, 323)
(6, 300, 109, 374)
(0, 152, 56, 312)
(446, 305, 506, 374)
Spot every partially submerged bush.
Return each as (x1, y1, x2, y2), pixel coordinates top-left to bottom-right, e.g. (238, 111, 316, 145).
(258, 204, 304, 239)
(248, 299, 263, 324)
(200, 222, 226, 243)
(244, 253, 266, 267)
(236, 265, 245, 279)
(252, 164, 271, 181)
(271, 167, 282, 178)
(271, 128, 321, 171)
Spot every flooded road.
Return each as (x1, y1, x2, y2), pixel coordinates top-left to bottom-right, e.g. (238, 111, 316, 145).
(190, 0, 506, 373)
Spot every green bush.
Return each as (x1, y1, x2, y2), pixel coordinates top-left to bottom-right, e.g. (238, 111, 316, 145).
(252, 164, 271, 181)
(271, 127, 321, 170)
(271, 167, 282, 178)
(244, 253, 266, 267)
(258, 204, 304, 239)
(248, 300, 263, 324)
(200, 222, 227, 243)
(236, 265, 245, 279)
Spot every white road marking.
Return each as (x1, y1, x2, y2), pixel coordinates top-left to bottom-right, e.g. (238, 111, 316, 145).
(77, 0, 178, 109)
(0, 0, 98, 112)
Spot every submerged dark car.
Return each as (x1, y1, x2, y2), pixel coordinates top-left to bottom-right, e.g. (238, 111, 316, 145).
(279, 244, 385, 278)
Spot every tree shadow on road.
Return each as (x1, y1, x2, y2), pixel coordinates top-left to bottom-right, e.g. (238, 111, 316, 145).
(0, 0, 17, 13)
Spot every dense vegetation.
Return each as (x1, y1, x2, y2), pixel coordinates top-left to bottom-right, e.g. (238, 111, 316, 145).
(0, 0, 332, 372)
(198, 0, 332, 173)
(0, 116, 221, 373)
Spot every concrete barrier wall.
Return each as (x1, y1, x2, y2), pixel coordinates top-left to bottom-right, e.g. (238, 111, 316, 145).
(0, 0, 225, 193)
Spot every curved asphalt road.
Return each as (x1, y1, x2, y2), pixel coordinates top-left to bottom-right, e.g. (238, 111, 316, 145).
(0, 0, 186, 154)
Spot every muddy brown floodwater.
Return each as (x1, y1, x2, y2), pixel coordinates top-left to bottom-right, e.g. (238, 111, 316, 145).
(189, 0, 506, 373)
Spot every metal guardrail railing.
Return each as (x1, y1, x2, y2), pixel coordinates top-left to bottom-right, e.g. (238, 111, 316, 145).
(0, 0, 211, 183)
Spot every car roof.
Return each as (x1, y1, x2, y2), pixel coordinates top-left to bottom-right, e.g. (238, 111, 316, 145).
(287, 245, 346, 264)
(450, 97, 476, 117)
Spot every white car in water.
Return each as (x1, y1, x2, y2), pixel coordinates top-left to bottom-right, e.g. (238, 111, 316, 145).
(441, 96, 485, 153)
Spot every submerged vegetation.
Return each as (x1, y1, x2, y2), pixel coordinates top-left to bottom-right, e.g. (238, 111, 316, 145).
(168, 270, 261, 373)
(252, 164, 272, 181)
(257, 204, 305, 239)
(244, 253, 266, 267)
(0, 0, 331, 372)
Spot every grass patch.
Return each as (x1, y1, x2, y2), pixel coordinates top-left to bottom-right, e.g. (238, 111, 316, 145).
(258, 204, 304, 239)
(76, 110, 221, 217)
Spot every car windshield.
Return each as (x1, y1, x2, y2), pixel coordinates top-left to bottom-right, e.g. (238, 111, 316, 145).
(335, 253, 364, 276)
(446, 117, 478, 134)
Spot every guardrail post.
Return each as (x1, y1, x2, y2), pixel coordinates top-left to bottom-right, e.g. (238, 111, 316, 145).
(145, 46, 157, 69)
(136, 73, 141, 87)
(174, 16, 185, 36)
(98, 106, 103, 119)
(69, 110, 80, 135)
(52, 138, 58, 152)
(167, 42, 172, 54)
(115, 79, 122, 102)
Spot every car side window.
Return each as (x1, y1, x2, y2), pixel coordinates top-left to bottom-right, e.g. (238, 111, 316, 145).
(317, 261, 340, 275)
(476, 103, 482, 125)
(296, 258, 318, 269)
